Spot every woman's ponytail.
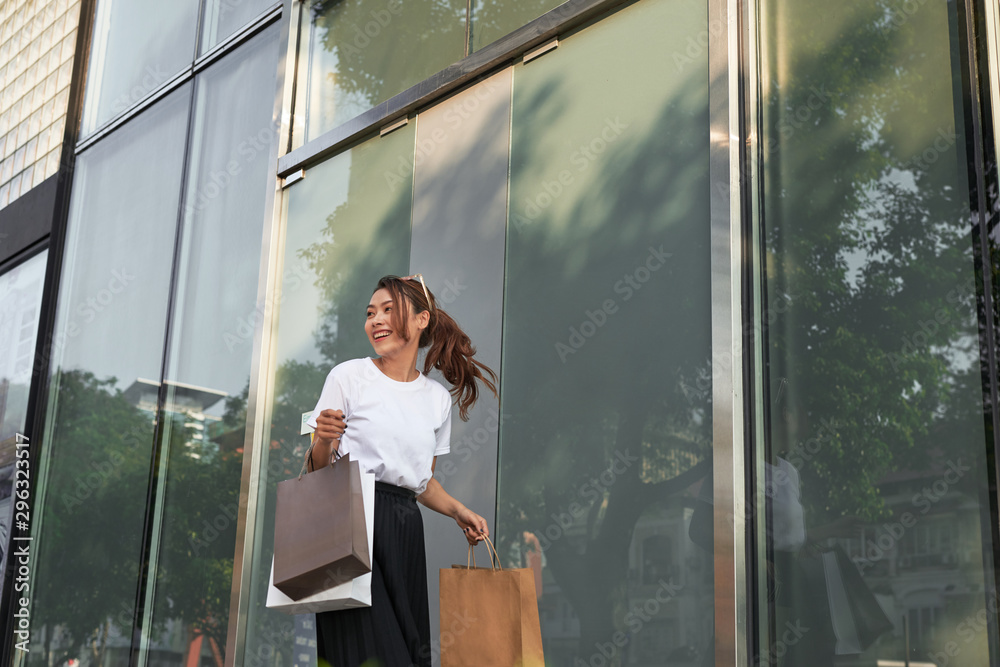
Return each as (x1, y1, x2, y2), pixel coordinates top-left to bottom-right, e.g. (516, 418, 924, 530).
(423, 308, 497, 421)
(375, 275, 498, 421)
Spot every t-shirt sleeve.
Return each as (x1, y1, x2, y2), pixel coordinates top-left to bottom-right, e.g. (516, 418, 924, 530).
(433, 393, 452, 456)
(306, 366, 351, 431)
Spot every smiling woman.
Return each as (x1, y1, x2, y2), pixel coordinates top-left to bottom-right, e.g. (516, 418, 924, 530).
(303, 274, 498, 667)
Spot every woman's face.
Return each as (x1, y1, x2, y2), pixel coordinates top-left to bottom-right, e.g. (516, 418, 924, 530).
(365, 287, 426, 358)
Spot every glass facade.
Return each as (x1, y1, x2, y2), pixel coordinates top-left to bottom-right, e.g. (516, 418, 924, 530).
(145, 26, 280, 663)
(200, 0, 278, 54)
(0, 0, 80, 208)
(32, 83, 191, 663)
(18, 10, 280, 667)
(0, 249, 46, 596)
(294, 0, 466, 143)
(752, 0, 1000, 664)
(469, 0, 565, 52)
(497, 0, 713, 663)
(2, 0, 999, 665)
(80, 0, 199, 137)
(245, 125, 415, 664)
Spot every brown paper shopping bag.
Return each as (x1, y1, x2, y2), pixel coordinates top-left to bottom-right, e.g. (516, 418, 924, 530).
(439, 534, 544, 667)
(272, 450, 371, 600)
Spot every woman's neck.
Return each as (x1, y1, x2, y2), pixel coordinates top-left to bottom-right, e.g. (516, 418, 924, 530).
(374, 351, 420, 382)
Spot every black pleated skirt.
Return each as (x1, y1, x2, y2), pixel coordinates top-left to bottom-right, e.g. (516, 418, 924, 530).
(316, 482, 431, 667)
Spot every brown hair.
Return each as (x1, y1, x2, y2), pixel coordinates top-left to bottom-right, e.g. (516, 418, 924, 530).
(374, 275, 498, 420)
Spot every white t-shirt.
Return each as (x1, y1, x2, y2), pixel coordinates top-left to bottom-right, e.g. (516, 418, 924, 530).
(305, 357, 452, 494)
(765, 457, 806, 552)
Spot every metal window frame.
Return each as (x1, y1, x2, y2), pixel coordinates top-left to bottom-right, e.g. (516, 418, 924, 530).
(227, 0, 751, 665)
(74, 2, 283, 156)
(708, 0, 750, 662)
(276, 0, 636, 177)
(984, 0, 1000, 173)
(222, 0, 299, 663)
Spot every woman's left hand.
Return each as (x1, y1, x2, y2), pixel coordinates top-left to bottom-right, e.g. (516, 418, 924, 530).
(455, 507, 488, 546)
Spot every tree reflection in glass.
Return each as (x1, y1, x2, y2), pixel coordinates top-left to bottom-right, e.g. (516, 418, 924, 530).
(297, 0, 466, 142)
(496, 1, 714, 664)
(756, 0, 999, 664)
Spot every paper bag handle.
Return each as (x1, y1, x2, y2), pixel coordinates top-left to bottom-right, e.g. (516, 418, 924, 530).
(466, 532, 501, 571)
(299, 437, 344, 480)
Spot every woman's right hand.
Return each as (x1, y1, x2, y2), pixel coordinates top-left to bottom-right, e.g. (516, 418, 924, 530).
(314, 409, 347, 446)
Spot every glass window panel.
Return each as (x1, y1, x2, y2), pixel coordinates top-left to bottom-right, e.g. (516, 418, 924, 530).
(409, 67, 511, 651)
(294, 0, 465, 144)
(22, 85, 190, 665)
(80, 0, 198, 136)
(753, 0, 1000, 664)
(469, 0, 565, 52)
(497, 0, 712, 664)
(243, 123, 415, 663)
(0, 250, 47, 441)
(200, 0, 276, 55)
(141, 25, 279, 664)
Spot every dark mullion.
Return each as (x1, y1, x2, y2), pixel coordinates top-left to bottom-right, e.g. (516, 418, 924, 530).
(957, 0, 1000, 664)
(0, 0, 98, 661)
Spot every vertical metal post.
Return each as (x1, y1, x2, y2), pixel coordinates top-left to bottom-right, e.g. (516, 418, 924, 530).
(709, 0, 748, 662)
(222, 2, 299, 665)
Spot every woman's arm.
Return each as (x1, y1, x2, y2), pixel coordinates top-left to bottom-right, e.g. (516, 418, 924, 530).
(417, 458, 489, 545)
